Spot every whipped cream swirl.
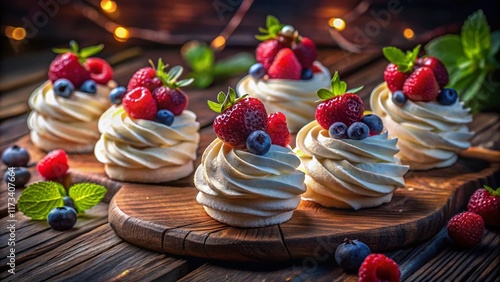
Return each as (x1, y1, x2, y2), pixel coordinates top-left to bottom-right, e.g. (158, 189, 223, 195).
(370, 82, 473, 170)
(295, 121, 409, 210)
(194, 139, 306, 227)
(236, 61, 331, 133)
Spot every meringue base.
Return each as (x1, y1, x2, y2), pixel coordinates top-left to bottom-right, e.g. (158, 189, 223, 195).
(30, 131, 95, 153)
(104, 161, 194, 183)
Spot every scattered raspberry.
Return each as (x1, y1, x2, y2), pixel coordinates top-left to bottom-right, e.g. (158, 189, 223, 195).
(122, 87, 158, 120)
(447, 211, 484, 248)
(127, 67, 162, 92)
(467, 186, 500, 227)
(267, 112, 290, 147)
(268, 48, 301, 80)
(84, 57, 113, 85)
(49, 53, 90, 88)
(292, 37, 317, 69)
(36, 149, 69, 180)
(358, 253, 400, 282)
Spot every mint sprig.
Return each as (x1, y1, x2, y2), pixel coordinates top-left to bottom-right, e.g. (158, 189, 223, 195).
(18, 181, 107, 220)
(382, 45, 421, 73)
(425, 10, 500, 113)
(149, 59, 194, 89)
(207, 87, 248, 113)
(255, 15, 285, 41)
(317, 71, 363, 100)
(52, 40, 104, 64)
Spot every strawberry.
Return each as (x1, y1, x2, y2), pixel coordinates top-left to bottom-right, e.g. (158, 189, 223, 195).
(447, 211, 484, 248)
(402, 67, 440, 101)
(382, 45, 421, 93)
(267, 112, 290, 147)
(268, 48, 301, 80)
(209, 88, 267, 148)
(358, 254, 400, 282)
(416, 57, 449, 88)
(36, 149, 69, 180)
(84, 57, 113, 85)
(292, 37, 317, 68)
(256, 40, 284, 70)
(122, 87, 158, 120)
(467, 185, 500, 227)
(315, 71, 364, 130)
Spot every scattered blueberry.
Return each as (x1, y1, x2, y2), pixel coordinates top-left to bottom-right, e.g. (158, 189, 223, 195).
(249, 63, 266, 79)
(2, 145, 30, 167)
(301, 68, 313, 80)
(3, 167, 31, 187)
(246, 130, 271, 155)
(391, 90, 407, 106)
(80, 79, 97, 94)
(63, 196, 76, 210)
(347, 122, 369, 140)
(109, 86, 127, 104)
(335, 238, 371, 273)
(53, 78, 74, 98)
(155, 109, 175, 126)
(47, 206, 77, 231)
(437, 88, 458, 105)
(328, 122, 347, 139)
(361, 114, 383, 136)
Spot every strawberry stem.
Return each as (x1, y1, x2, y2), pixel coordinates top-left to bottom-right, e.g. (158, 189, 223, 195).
(52, 40, 104, 64)
(208, 87, 247, 113)
(316, 71, 363, 100)
(149, 58, 193, 90)
(484, 185, 500, 196)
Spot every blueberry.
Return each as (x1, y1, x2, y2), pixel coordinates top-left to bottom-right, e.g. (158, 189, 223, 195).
(437, 88, 458, 105)
(63, 196, 76, 210)
(347, 122, 369, 140)
(361, 114, 383, 136)
(109, 86, 127, 104)
(246, 130, 271, 155)
(335, 238, 371, 273)
(47, 206, 77, 231)
(301, 68, 313, 80)
(328, 122, 347, 139)
(3, 167, 31, 187)
(249, 63, 266, 79)
(1, 145, 30, 167)
(155, 109, 175, 126)
(391, 90, 407, 106)
(80, 79, 97, 94)
(53, 78, 74, 98)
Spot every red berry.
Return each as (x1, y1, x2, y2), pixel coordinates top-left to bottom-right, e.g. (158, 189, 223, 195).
(447, 211, 484, 248)
(256, 39, 284, 70)
(467, 186, 500, 227)
(416, 57, 449, 88)
(127, 67, 162, 92)
(402, 67, 440, 101)
(152, 86, 188, 116)
(84, 57, 113, 85)
(312, 64, 322, 73)
(268, 48, 301, 80)
(384, 63, 409, 93)
(292, 37, 317, 69)
(122, 87, 157, 120)
(36, 149, 69, 180)
(49, 53, 91, 88)
(267, 112, 290, 147)
(315, 93, 364, 130)
(358, 253, 400, 282)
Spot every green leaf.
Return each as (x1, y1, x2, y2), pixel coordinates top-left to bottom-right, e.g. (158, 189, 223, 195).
(182, 42, 214, 73)
(331, 71, 346, 95)
(68, 183, 107, 213)
(382, 47, 407, 66)
(487, 30, 500, 66)
(255, 34, 274, 41)
(177, 78, 194, 87)
(425, 34, 468, 73)
(258, 27, 268, 33)
(461, 10, 490, 60)
(217, 91, 226, 103)
(347, 86, 364, 94)
(317, 88, 333, 100)
(189, 72, 214, 89)
(267, 15, 279, 28)
(461, 69, 487, 103)
(484, 185, 500, 196)
(207, 100, 222, 113)
(70, 40, 79, 54)
(79, 44, 104, 58)
(213, 53, 256, 77)
(52, 47, 73, 54)
(18, 182, 65, 220)
(167, 65, 183, 82)
(406, 45, 421, 63)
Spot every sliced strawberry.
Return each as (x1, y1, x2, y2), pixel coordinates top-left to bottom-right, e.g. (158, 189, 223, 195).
(85, 57, 113, 85)
(267, 112, 290, 147)
(268, 48, 301, 80)
(122, 87, 157, 120)
(256, 39, 284, 70)
(292, 37, 317, 68)
(416, 57, 449, 88)
(402, 67, 440, 101)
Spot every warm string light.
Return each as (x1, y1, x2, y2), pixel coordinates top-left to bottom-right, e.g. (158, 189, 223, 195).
(210, 35, 226, 50)
(4, 26, 26, 40)
(100, 0, 117, 13)
(403, 28, 415, 39)
(329, 18, 346, 31)
(114, 26, 130, 42)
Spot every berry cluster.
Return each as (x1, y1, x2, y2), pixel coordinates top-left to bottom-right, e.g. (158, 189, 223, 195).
(316, 72, 383, 141)
(249, 16, 319, 81)
(2, 145, 31, 187)
(110, 59, 194, 126)
(49, 41, 113, 98)
(383, 45, 458, 106)
(208, 88, 290, 155)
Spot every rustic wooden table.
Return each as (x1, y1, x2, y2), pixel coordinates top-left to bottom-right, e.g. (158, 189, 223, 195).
(0, 47, 499, 281)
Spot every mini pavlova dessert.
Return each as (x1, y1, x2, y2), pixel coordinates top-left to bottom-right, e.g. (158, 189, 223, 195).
(370, 45, 473, 170)
(95, 59, 200, 183)
(194, 88, 306, 227)
(295, 72, 409, 210)
(28, 41, 115, 153)
(236, 15, 331, 133)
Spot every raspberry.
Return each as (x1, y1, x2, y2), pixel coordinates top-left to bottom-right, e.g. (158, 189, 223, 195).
(267, 112, 290, 147)
(127, 67, 162, 92)
(49, 53, 90, 88)
(122, 87, 158, 120)
(36, 149, 69, 180)
(467, 186, 500, 227)
(358, 253, 400, 282)
(447, 211, 484, 248)
(84, 57, 113, 85)
(152, 86, 188, 116)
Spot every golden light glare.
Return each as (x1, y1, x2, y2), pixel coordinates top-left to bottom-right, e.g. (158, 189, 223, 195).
(403, 28, 415, 39)
(329, 18, 346, 31)
(114, 26, 129, 42)
(100, 0, 117, 13)
(211, 35, 226, 50)
(12, 27, 26, 40)
(4, 26, 14, 38)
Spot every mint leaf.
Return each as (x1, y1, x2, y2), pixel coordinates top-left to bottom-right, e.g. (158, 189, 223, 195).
(317, 88, 332, 100)
(182, 42, 214, 73)
(487, 30, 500, 67)
(68, 183, 107, 213)
(79, 44, 104, 58)
(18, 181, 65, 220)
(461, 10, 491, 60)
(425, 34, 468, 73)
(213, 53, 256, 77)
(267, 15, 279, 28)
(190, 72, 214, 89)
(383, 47, 407, 65)
(347, 86, 364, 94)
